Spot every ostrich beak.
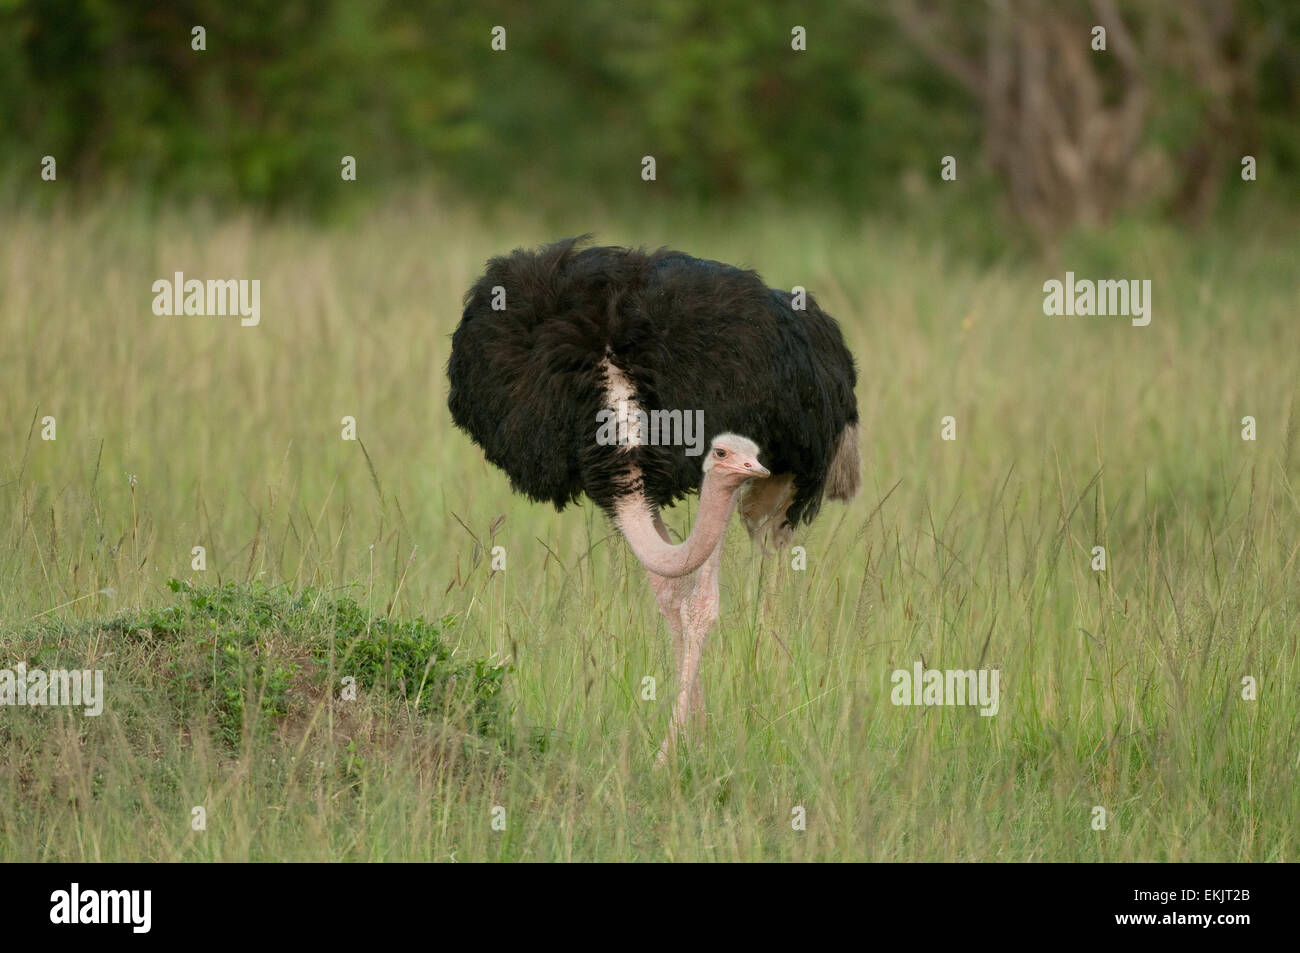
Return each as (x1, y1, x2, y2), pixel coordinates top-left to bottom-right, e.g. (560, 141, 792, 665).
(740, 457, 771, 479)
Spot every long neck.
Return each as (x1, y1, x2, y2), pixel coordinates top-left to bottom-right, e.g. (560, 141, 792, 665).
(615, 472, 740, 579)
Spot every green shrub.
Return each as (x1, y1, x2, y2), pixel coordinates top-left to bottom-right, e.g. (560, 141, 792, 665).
(98, 579, 509, 747)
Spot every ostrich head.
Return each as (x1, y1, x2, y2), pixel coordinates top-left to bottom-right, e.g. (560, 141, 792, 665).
(702, 433, 771, 488)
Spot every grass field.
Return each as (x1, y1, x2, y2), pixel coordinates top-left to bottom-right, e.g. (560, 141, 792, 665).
(1, 193, 1297, 861)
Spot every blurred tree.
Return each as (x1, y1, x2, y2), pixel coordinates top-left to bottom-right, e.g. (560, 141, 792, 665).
(893, 0, 1292, 238)
(0, 0, 1294, 234)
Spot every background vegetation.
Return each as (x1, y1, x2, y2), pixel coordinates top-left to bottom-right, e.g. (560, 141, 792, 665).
(3, 0, 1298, 234)
(0, 1, 1296, 860)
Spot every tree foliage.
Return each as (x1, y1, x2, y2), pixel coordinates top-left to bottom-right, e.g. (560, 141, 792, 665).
(1, 0, 1295, 227)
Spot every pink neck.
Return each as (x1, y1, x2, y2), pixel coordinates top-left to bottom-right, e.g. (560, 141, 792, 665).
(616, 471, 742, 578)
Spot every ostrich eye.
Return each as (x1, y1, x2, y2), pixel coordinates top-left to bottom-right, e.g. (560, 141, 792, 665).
(714, 448, 727, 458)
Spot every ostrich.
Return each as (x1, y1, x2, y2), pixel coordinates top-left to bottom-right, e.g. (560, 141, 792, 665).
(447, 237, 860, 760)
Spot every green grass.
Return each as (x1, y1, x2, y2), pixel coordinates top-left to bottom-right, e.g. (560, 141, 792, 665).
(1, 192, 1297, 861)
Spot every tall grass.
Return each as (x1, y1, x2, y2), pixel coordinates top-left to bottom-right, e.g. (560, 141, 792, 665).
(1, 192, 1296, 860)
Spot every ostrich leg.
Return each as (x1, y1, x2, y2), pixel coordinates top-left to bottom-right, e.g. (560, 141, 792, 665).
(612, 439, 767, 764)
(657, 528, 726, 764)
(647, 513, 689, 766)
(646, 512, 688, 685)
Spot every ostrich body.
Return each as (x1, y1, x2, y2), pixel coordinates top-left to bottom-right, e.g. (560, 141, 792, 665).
(448, 238, 860, 759)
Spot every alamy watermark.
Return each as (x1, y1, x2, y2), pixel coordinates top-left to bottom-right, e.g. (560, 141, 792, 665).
(0, 662, 104, 716)
(890, 661, 1000, 716)
(152, 271, 260, 326)
(1042, 272, 1151, 327)
(596, 401, 705, 456)
(50, 883, 151, 933)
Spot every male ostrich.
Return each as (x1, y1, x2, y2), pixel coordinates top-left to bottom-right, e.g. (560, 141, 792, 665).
(447, 237, 859, 760)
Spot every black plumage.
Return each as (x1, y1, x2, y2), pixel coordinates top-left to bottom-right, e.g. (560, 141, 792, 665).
(447, 237, 859, 530)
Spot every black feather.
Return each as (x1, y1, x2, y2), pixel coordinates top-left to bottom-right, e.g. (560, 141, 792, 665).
(447, 237, 858, 528)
